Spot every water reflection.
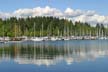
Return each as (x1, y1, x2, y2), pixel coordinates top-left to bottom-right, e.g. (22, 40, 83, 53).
(0, 40, 108, 66)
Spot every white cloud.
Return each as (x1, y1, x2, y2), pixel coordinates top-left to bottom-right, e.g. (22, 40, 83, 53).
(11, 6, 63, 17)
(0, 12, 11, 19)
(64, 8, 96, 17)
(64, 8, 83, 17)
(0, 6, 108, 25)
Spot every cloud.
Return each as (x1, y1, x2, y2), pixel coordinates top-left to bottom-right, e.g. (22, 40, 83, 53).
(0, 6, 108, 25)
(0, 12, 11, 19)
(72, 14, 108, 25)
(12, 6, 63, 17)
(64, 8, 83, 17)
(64, 8, 96, 17)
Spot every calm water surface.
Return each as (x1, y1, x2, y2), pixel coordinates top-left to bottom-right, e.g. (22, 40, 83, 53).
(0, 40, 108, 72)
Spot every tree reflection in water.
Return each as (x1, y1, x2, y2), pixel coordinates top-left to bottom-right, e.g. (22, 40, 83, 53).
(0, 40, 108, 66)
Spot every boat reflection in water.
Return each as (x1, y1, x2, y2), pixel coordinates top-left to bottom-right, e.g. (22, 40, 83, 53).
(0, 40, 108, 66)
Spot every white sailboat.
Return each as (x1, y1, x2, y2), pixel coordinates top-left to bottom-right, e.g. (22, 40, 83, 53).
(99, 30, 107, 40)
(31, 37, 43, 41)
(63, 21, 70, 41)
(30, 22, 44, 42)
(50, 37, 58, 41)
(0, 24, 10, 43)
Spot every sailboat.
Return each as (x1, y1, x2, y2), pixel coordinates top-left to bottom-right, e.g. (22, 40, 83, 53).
(47, 23, 58, 41)
(99, 30, 107, 40)
(63, 20, 70, 41)
(9, 22, 24, 43)
(50, 28, 61, 41)
(0, 24, 10, 43)
(0, 26, 4, 43)
(31, 22, 44, 42)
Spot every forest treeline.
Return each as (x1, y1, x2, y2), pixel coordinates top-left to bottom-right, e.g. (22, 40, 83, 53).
(0, 16, 107, 37)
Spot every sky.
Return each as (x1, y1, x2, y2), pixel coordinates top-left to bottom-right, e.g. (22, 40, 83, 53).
(0, 0, 107, 15)
(0, 0, 108, 25)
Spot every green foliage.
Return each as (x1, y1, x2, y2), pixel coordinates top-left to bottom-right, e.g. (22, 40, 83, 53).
(0, 16, 107, 37)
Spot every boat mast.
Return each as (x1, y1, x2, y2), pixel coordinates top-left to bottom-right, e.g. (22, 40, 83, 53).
(3, 23, 5, 41)
(41, 22, 44, 37)
(34, 22, 36, 38)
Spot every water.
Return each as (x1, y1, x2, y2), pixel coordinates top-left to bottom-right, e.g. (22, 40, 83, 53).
(0, 40, 108, 72)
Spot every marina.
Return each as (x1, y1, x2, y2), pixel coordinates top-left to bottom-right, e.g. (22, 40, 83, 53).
(0, 0, 108, 72)
(0, 35, 108, 43)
